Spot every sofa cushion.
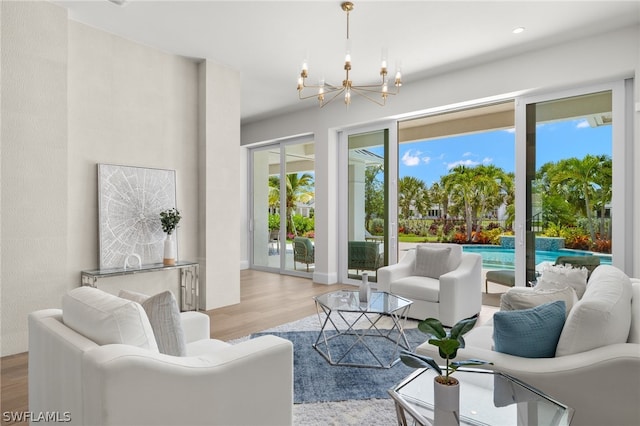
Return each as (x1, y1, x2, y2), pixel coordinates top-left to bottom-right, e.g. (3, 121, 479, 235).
(493, 300, 566, 358)
(556, 265, 632, 356)
(537, 263, 588, 299)
(119, 289, 187, 356)
(63, 286, 158, 352)
(414, 246, 452, 279)
(500, 286, 577, 316)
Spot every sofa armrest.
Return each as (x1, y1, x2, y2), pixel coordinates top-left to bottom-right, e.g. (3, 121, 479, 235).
(179, 311, 210, 343)
(377, 249, 416, 292)
(82, 335, 293, 426)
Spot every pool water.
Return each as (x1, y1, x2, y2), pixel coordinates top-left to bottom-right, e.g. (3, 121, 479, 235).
(462, 245, 612, 270)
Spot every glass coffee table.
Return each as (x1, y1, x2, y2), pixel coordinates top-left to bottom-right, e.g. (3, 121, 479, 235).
(389, 367, 574, 426)
(313, 290, 413, 368)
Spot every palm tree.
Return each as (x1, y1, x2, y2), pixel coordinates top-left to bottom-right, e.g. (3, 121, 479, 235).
(398, 176, 430, 219)
(268, 173, 315, 236)
(550, 154, 607, 242)
(442, 165, 477, 241)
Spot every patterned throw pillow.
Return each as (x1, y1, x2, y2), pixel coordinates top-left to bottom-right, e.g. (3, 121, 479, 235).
(414, 246, 452, 279)
(500, 286, 578, 316)
(119, 289, 187, 356)
(493, 300, 566, 358)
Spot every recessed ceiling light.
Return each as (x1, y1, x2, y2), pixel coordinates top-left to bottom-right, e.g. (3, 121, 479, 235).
(512, 27, 525, 34)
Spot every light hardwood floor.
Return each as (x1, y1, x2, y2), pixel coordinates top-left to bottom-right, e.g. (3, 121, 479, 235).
(1, 269, 498, 425)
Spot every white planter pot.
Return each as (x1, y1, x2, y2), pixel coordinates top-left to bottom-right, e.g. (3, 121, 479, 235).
(163, 233, 176, 266)
(433, 377, 460, 426)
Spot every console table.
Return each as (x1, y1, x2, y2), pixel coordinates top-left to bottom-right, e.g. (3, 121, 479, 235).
(81, 261, 199, 312)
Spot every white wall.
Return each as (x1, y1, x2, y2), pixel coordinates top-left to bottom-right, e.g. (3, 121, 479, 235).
(198, 60, 241, 309)
(241, 25, 640, 281)
(1, 1, 241, 355)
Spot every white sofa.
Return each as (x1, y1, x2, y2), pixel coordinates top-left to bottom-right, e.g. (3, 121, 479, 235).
(377, 243, 483, 326)
(416, 265, 640, 426)
(28, 287, 293, 426)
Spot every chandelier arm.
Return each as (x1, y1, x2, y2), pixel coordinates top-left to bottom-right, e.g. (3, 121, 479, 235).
(319, 88, 347, 108)
(349, 87, 387, 106)
(350, 85, 400, 95)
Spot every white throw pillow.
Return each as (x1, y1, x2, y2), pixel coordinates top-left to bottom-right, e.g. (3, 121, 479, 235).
(555, 265, 632, 356)
(63, 286, 159, 352)
(537, 264, 588, 299)
(414, 246, 452, 279)
(119, 289, 187, 356)
(500, 286, 577, 316)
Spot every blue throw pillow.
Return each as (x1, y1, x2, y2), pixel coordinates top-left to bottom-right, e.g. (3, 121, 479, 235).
(493, 300, 566, 358)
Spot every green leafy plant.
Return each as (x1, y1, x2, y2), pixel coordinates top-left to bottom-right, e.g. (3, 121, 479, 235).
(400, 316, 491, 385)
(159, 208, 181, 235)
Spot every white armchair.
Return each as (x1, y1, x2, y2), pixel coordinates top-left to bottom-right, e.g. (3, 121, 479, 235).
(28, 287, 293, 426)
(416, 266, 640, 426)
(377, 243, 482, 326)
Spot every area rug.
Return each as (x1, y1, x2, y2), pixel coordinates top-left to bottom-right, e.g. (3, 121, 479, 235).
(251, 328, 427, 404)
(235, 314, 417, 425)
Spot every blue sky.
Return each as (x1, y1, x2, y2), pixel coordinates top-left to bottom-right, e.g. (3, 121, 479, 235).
(388, 119, 612, 186)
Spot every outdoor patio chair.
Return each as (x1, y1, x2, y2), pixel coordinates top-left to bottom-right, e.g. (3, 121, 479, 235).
(293, 237, 314, 272)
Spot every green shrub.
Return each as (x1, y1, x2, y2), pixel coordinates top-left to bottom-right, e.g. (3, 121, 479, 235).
(268, 214, 280, 231)
(292, 214, 314, 235)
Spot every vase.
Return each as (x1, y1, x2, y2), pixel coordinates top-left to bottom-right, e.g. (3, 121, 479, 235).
(359, 272, 370, 304)
(163, 233, 176, 266)
(433, 376, 460, 426)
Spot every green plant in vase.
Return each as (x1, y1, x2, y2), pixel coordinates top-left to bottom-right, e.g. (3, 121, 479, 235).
(160, 208, 181, 235)
(400, 316, 491, 385)
(159, 208, 181, 265)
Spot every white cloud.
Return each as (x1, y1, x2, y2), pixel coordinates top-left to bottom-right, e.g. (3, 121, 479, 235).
(401, 150, 421, 166)
(463, 152, 473, 157)
(576, 120, 590, 129)
(482, 157, 493, 164)
(504, 128, 515, 133)
(422, 156, 431, 165)
(446, 159, 480, 170)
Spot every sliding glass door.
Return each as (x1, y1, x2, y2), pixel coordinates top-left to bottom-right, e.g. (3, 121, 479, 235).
(515, 82, 629, 285)
(340, 124, 398, 284)
(250, 139, 315, 276)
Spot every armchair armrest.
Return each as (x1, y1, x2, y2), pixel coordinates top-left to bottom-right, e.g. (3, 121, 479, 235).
(82, 335, 293, 426)
(438, 253, 482, 325)
(377, 249, 416, 292)
(179, 311, 210, 343)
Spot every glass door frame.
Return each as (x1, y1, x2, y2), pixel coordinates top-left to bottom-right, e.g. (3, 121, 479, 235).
(514, 80, 631, 285)
(338, 121, 399, 286)
(248, 135, 316, 277)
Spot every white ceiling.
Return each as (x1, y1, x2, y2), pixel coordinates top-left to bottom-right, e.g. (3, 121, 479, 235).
(51, 0, 640, 124)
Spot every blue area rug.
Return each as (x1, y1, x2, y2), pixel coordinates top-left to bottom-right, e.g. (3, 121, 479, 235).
(251, 328, 427, 404)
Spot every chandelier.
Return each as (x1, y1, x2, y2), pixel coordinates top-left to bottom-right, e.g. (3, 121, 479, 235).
(297, 2, 402, 108)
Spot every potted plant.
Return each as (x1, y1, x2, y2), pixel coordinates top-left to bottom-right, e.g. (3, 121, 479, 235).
(159, 208, 181, 265)
(400, 316, 491, 426)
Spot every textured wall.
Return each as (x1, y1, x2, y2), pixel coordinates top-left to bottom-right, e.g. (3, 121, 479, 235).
(1, 1, 240, 356)
(1, 0, 68, 356)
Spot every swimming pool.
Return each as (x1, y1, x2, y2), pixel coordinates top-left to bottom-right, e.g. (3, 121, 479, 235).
(462, 245, 612, 270)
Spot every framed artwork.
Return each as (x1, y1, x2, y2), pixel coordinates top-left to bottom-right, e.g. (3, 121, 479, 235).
(98, 164, 177, 269)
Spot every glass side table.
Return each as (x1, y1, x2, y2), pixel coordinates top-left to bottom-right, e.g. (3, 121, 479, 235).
(389, 367, 574, 426)
(81, 261, 199, 311)
(313, 290, 413, 368)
